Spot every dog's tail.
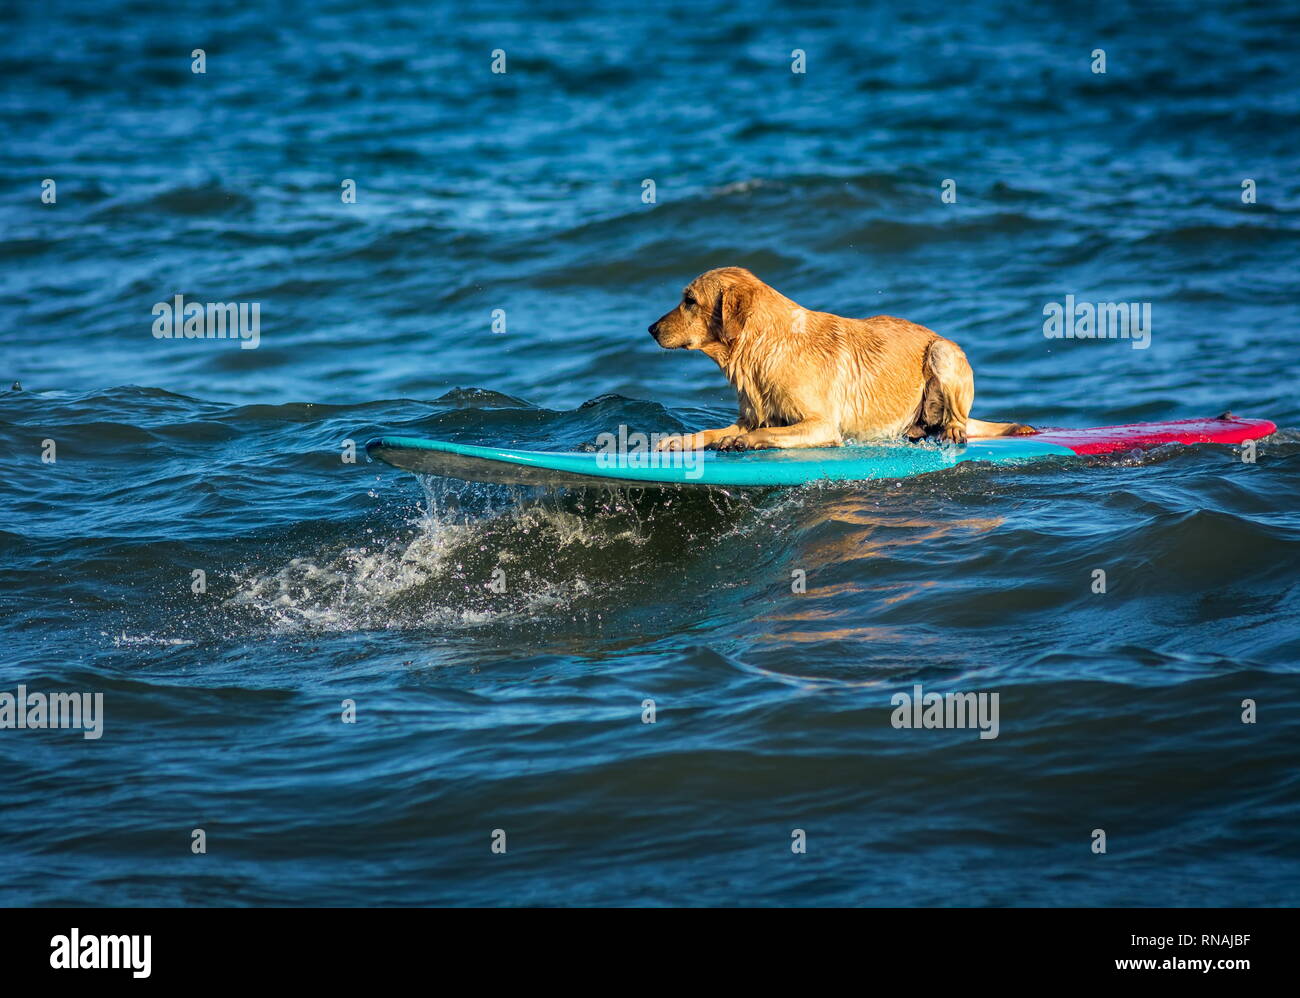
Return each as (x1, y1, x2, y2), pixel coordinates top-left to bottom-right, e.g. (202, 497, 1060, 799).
(967, 417, 1037, 437)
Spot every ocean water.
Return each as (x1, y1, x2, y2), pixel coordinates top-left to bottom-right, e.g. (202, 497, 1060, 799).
(2, 0, 1299, 906)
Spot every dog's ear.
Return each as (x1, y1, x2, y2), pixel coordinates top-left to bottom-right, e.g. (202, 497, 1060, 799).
(719, 283, 753, 343)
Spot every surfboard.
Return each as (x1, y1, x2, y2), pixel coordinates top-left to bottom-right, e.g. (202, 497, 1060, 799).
(364, 417, 1276, 489)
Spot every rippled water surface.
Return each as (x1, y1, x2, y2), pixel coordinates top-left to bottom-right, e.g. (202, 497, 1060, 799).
(2, 0, 1299, 905)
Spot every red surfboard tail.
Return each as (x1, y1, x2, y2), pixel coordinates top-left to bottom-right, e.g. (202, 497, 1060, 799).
(1031, 417, 1277, 456)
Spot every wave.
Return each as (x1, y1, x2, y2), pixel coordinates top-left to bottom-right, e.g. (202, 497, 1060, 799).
(225, 474, 771, 634)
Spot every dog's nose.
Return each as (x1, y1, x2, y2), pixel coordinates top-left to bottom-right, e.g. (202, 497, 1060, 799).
(648, 322, 659, 340)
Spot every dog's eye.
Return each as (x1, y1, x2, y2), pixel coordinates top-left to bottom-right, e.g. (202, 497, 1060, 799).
(683, 295, 696, 308)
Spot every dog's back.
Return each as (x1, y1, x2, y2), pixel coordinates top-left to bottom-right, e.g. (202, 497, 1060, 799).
(728, 305, 942, 439)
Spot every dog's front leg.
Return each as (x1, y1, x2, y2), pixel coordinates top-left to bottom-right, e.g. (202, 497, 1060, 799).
(655, 424, 743, 452)
(715, 420, 842, 451)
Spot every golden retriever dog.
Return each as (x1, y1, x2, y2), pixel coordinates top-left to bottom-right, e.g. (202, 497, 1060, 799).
(649, 267, 1034, 451)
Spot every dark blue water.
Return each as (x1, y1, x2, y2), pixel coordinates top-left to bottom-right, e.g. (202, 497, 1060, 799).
(2, 0, 1299, 905)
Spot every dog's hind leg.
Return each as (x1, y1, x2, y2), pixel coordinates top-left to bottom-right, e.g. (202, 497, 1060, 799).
(921, 339, 974, 445)
(967, 417, 1037, 437)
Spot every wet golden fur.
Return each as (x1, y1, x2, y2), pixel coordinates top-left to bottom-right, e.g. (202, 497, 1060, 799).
(648, 267, 1034, 451)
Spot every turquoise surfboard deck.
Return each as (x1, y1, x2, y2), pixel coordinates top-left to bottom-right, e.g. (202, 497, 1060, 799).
(364, 417, 1275, 489)
(364, 435, 1072, 488)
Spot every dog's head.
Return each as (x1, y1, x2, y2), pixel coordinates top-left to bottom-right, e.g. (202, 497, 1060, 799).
(649, 267, 759, 351)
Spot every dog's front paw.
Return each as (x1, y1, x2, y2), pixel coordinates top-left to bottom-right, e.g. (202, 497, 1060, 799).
(712, 435, 751, 452)
(936, 426, 968, 446)
(655, 434, 687, 452)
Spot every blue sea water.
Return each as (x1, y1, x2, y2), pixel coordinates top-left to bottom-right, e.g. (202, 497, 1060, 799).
(1, 0, 1299, 906)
